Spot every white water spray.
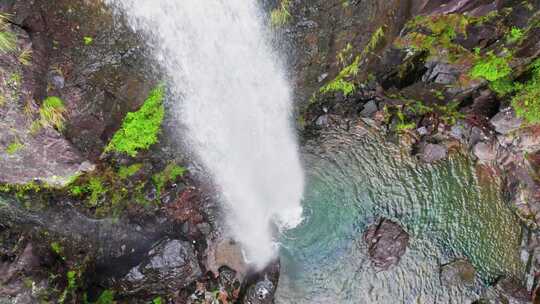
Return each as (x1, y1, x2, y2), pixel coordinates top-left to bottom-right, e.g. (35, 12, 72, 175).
(107, 0, 305, 268)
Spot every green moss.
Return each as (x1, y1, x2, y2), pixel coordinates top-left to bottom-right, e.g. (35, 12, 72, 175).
(70, 176, 107, 206)
(152, 163, 186, 197)
(40, 96, 66, 131)
(270, 0, 291, 27)
(470, 51, 512, 82)
(83, 36, 93, 45)
(118, 163, 143, 179)
(511, 59, 540, 124)
(94, 290, 115, 304)
(5, 140, 23, 155)
(489, 77, 516, 96)
(87, 177, 106, 206)
(396, 14, 474, 64)
(105, 85, 165, 157)
(506, 27, 525, 44)
(50, 242, 65, 259)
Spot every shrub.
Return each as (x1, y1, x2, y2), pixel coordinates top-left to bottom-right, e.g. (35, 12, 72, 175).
(105, 85, 165, 157)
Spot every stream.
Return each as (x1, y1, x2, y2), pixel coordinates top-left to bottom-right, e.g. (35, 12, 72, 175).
(276, 123, 525, 303)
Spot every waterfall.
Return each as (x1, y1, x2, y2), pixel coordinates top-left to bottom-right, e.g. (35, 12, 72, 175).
(106, 0, 305, 268)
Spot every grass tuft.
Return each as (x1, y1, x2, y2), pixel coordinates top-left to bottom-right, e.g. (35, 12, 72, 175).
(40, 96, 66, 131)
(270, 0, 292, 27)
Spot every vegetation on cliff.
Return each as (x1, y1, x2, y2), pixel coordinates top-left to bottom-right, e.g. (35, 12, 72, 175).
(105, 85, 165, 157)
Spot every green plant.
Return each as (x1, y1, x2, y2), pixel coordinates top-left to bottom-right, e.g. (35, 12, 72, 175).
(70, 176, 107, 205)
(5, 140, 23, 155)
(40, 96, 66, 131)
(118, 163, 143, 179)
(0, 13, 16, 53)
(152, 163, 186, 197)
(59, 270, 78, 304)
(470, 51, 512, 82)
(151, 297, 163, 304)
(105, 85, 165, 157)
(363, 27, 385, 56)
(50, 242, 66, 260)
(94, 290, 115, 304)
(511, 59, 540, 124)
(506, 27, 524, 44)
(270, 0, 291, 27)
(83, 36, 93, 45)
(87, 177, 106, 206)
(319, 55, 360, 96)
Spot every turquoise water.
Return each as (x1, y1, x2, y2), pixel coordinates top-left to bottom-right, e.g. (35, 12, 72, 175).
(276, 123, 524, 303)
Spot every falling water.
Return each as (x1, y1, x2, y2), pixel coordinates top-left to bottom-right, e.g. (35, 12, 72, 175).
(106, 0, 305, 268)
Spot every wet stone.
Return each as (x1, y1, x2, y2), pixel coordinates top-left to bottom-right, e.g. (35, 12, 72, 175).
(363, 218, 410, 270)
(118, 238, 201, 295)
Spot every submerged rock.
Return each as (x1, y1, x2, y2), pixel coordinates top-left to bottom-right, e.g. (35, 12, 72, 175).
(363, 218, 410, 270)
(440, 259, 476, 287)
(418, 143, 448, 163)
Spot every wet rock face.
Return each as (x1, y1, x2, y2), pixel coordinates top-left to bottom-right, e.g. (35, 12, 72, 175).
(2, 0, 159, 161)
(363, 218, 410, 270)
(0, 20, 94, 186)
(118, 238, 202, 296)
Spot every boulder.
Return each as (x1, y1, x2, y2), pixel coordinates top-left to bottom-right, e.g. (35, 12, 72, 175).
(363, 218, 409, 270)
(360, 100, 378, 118)
(422, 61, 460, 85)
(491, 109, 523, 135)
(118, 238, 202, 295)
